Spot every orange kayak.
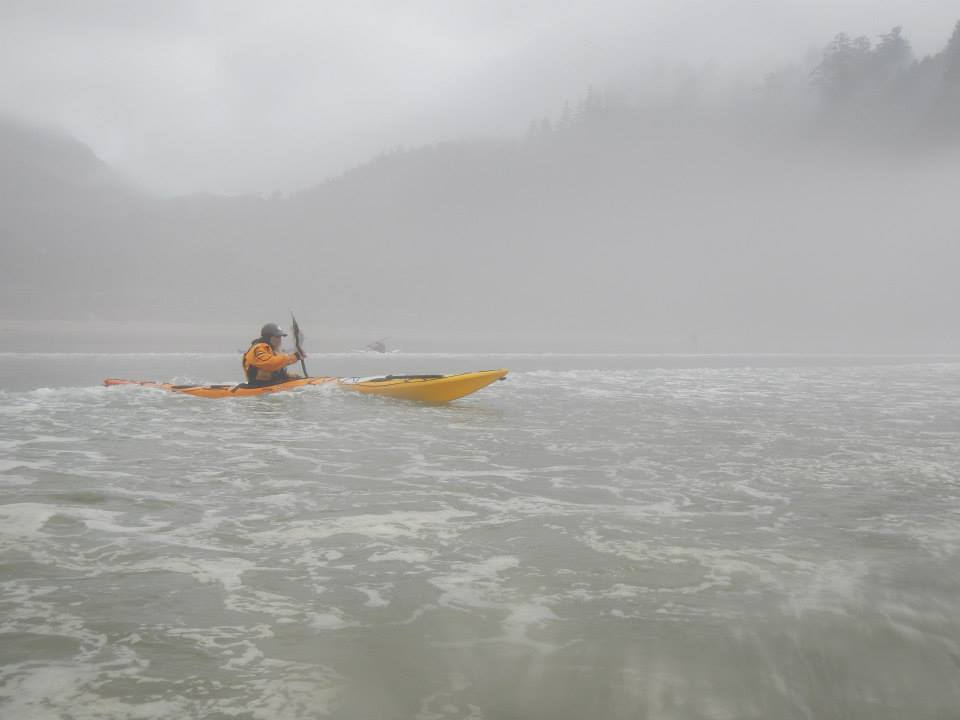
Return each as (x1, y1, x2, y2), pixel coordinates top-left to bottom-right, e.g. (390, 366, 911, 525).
(103, 369, 508, 403)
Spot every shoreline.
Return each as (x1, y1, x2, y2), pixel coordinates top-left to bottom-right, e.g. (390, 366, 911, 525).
(3, 318, 959, 356)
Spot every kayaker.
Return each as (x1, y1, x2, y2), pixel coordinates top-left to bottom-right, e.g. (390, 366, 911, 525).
(242, 323, 306, 386)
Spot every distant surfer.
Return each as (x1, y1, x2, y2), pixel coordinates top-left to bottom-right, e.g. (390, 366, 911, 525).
(242, 323, 306, 386)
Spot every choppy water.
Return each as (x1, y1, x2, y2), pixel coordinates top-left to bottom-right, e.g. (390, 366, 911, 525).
(2, 353, 959, 719)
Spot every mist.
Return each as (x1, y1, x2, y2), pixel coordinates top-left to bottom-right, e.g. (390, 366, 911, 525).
(3, 0, 958, 195)
(1, 3, 959, 353)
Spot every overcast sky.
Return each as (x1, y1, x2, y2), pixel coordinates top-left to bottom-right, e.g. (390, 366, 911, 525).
(1, 0, 957, 196)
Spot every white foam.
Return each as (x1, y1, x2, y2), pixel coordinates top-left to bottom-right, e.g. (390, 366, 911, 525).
(139, 556, 254, 592)
(430, 556, 520, 611)
(224, 642, 265, 669)
(308, 610, 354, 630)
(368, 548, 435, 563)
(0, 665, 186, 720)
(253, 508, 476, 544)
(225, 588, 309, 618)
(0, 503, 59, 538)
(502, 603, 559, 643)
(351, 585, 391, 607)
(0, 459, 54, 472)
(256, 493, 301, 508)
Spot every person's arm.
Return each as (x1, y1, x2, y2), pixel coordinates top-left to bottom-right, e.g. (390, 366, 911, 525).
(251, 344, 300, 372)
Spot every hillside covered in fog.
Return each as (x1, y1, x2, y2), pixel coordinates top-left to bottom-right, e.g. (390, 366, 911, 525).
(2, 21, 959, 352)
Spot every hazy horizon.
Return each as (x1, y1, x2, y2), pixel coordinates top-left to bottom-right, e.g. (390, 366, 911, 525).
(2, 2, 959, 354)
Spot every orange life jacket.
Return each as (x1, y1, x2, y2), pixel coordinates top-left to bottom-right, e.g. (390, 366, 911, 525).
(242, 340, 299, 385)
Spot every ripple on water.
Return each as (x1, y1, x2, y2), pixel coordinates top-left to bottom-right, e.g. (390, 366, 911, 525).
(2, 362, 960, 717)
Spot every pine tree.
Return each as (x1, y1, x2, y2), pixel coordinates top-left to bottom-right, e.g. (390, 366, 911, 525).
(942, 20, 960, 89)
(811, 33, 873, 106)
(873, 27, 912, 80)
(929, 20, 960, 137)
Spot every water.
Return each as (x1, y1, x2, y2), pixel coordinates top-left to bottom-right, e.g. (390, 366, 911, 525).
(2, 353, 959, 719)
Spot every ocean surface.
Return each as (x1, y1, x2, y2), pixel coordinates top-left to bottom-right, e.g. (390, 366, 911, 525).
(1, 353, 959, 719)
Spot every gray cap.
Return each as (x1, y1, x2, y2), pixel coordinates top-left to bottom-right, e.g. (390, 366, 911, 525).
(260, 322, 287, 338)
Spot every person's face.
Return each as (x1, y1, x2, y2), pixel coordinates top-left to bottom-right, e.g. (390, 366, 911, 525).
(268, 335, 282, 350)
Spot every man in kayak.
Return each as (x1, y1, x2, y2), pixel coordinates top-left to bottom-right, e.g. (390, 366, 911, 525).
(242, 323, 306, 386)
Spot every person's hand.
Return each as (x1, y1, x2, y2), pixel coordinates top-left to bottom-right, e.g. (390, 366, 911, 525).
(294, 350, 307, 360)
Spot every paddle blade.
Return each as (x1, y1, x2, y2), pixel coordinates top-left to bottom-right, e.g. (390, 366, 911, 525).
(290, 313, 304, 348)
(289, 311, 309, 377)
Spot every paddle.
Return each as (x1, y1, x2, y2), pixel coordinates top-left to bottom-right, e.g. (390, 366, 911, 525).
(290, 311, 309, 377)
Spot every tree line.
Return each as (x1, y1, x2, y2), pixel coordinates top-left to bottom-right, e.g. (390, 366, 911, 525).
(525, 20, 960, 147)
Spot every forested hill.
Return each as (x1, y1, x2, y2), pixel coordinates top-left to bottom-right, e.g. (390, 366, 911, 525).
(0, 114, 139, 212)
(1, 21, 958, 352)
(806, 21, 960, 141)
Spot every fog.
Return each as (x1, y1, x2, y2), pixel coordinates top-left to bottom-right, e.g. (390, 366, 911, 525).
(1, 2, 959, 353)
(3, 0, 958, 194)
